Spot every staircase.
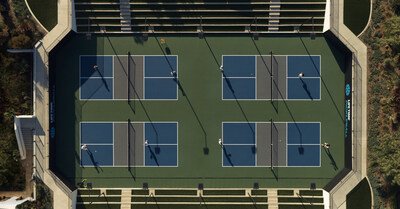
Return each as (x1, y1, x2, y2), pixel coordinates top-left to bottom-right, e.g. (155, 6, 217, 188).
(268, 190, 278, 209)
(22, 128, 33, 150)
(121, 189, 131, 209)
(120, 0, 131, 32)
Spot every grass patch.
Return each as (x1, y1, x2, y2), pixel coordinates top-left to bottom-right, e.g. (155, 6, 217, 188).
(344, 0, 370, 35)
(155, 190, 197, 195)
(26, 0, 57, 31)
(279, 205, 324, 209)
(278, 197, 324, 203)
(132, 197, 267, 203)
(132, 190, 149, 195)
(278, 190, 294, 196)
(78, 190, 101, 195)
(203, 190, 245, 195)
(131, 205, 268, 209)
(299, 190, 323, 196)
(77, 197, 121, 202)
(346, 178, 372, 209)
(76, 204, 121, 209)
(251, 190, 268, 195)
(106, 190, 121, 195)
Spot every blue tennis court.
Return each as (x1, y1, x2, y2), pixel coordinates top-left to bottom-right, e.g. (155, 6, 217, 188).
(222, 55, 321, 100)
(287, 56, 321, 77)
(80, 56, 114, 100)
(222, 123, 256, 166)
(80, 122, 178, 167)
(222, 56, 256, 100)
(144, 56, 178, 100)
(79, 55, 178, 100)
(222, 122, 321, 167)
(287, 122, 320, 167)
(222, 56, 256, 77)
(223, 78, 255, 99)
(287, 55, 321, 100)
(144, 122, 178, 166)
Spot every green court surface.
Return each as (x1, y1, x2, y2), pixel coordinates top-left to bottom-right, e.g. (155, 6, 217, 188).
(52, 33, 346, 188)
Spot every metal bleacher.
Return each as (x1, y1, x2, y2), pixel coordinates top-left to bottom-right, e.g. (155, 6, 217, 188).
(75, 0, 326, 33)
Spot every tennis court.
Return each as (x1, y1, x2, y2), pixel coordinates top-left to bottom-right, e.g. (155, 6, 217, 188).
(222, 55, 321, 100)
(51, 34, 346, 189)
(80, 122, 178, 167)
(222, 122, 321, 167)
(79, 55, 178, 100)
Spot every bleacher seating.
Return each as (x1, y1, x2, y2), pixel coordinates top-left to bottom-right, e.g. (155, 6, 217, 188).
(74, 0, 325, 33)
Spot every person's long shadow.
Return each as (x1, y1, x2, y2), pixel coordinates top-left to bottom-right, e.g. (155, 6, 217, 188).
(146, 145, 160, 166)
(127, 119, 136, 181)
(297, 34, 344, 122)
(324, 148, 338, 170)
(152, 35, 209, 154)
(86, 149, 102, 173)
(300, 78, 313, 100)
(203, 36, 253, 127)
(222, 146, 234, 167)
(97, 68, 110, 92)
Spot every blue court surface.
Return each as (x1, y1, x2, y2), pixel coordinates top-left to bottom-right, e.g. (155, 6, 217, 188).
(287, 145, 320, 166)
(223, 145, 256, 167)
(144, 78, 177, 99)
(287, 122, 320, 144)
(223, 123, 255, 144)
(145, 145, 178, 166)
(81, 145, 113, 166)
(81, 123, 113, 144)
(222, 56, 256, 77)
(80, 55, 113, 78)
(144, 56, 178, 99)
(80, 55, 178, 100)
(287, 122, 320, 167)
(222, 122, 256, 166)
(287, 56, 321, 77)
(144, 122, 178, 166)
(222, 55, 321, 100)
(145, 122, 178, 144)
(80, 122, 178, 167)
(287, 55, 321, 100)
(222, 122, 321, 167)
(287, 78, 320, 100)
(145, 56, 178, 77)
(223, 78, 255, 99)
(80, 78, 113, 100)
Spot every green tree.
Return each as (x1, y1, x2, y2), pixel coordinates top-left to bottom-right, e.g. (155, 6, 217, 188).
(0, 132, 22, 189)
(384, 16, 400, 53)
(376, 131, 400, 186)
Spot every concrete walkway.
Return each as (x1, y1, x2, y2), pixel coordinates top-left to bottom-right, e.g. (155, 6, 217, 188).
(31, 0, 76, 207)
(327, 0, 369, 207)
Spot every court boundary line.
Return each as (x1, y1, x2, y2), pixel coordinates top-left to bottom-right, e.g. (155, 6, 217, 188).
(221, 121, 321, 168)
(143, 121, 179, 167)
(286, 122, 321, 167)
(79, 55, 179, 101)
(79, 121, 179, 168)
(221, 54, 322, 101)
(286, 55, 322, 100)
(79, 55, 114, 100)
